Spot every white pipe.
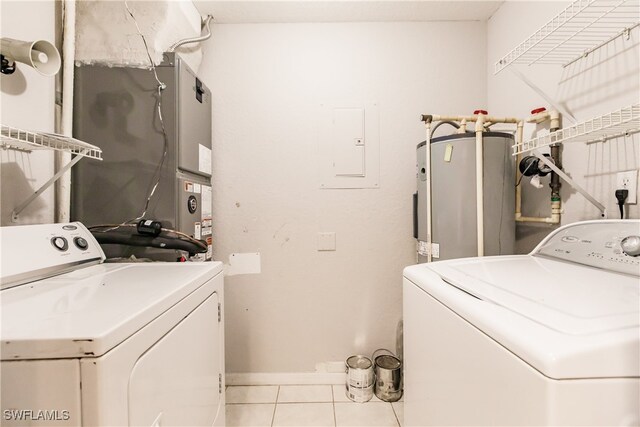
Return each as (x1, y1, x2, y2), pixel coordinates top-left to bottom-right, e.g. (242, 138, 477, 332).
(549, 110, 561, 131)
(458, 119, 467, 133)
(515, 121, 524, 221)
(424, 120, 433, 262)
(55, 0, 75, 223)
(516, 214, 560, 223)
(517, 110, 562, 224)
(516, 199, 561, 223)
(515, 120, 524, 158)
(475, 114, 485, 257)
(429, 114, 520, 124)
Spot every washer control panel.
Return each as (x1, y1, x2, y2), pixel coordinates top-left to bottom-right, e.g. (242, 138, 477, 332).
(0, 222, 105, 290)
(535, 220, 640, 276)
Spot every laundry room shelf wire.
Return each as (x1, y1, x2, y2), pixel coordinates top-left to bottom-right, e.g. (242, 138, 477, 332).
(1, 124, 102, 159)
(494, 0, 640, 74)
(1, 123, 102, 221)
(513, 104, 640, 155)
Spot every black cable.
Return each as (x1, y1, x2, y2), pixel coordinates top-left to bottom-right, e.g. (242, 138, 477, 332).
(89, 224, 208, 255)
(615, 189, 628, 219)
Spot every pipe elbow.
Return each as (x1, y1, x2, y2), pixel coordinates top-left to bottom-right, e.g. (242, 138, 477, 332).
(550, 110, 561, 131)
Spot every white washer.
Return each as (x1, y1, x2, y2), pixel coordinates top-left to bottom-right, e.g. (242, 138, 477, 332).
(403, 220, 640, 426)
(0, 222, 225, 426)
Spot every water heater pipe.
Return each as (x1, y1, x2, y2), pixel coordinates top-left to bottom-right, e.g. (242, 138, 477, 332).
(420, 113, 523, 259)
(458, 119, 468, 133)
(515, 109, 562, 224)
(475, 114, 485, 257)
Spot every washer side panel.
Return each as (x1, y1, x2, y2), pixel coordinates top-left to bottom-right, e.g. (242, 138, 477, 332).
(403, 278, 548, 426)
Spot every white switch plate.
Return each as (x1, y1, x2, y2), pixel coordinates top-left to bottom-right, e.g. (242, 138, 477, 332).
(318, 232, 336, 251)
(616, 170, 638, 204)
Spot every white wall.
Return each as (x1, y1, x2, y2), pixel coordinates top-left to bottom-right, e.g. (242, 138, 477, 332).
(0, 1, 57, 226)
(488, 1, 640, 251)
(201, 21, 487, 373)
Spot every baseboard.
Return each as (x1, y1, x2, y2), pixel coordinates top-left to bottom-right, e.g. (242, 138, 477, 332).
(226, 372, 346, 386)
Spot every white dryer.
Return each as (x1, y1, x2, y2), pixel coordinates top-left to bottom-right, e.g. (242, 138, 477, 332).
(403, 220, 640, 426)
(0, 222, 225, 426)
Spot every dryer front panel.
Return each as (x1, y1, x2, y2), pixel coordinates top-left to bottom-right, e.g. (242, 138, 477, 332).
(128, 291, 221, 426)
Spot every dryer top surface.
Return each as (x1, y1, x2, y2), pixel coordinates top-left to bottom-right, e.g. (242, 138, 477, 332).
(1, 262, 223, 360)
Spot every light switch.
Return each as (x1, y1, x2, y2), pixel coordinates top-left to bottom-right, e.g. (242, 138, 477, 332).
(318, 232, 336, 251)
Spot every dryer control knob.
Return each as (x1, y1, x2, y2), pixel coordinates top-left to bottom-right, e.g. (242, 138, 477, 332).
(74, 237, 89, 250)
(51, 236, 68, 251)
(621, 235, 640, 257)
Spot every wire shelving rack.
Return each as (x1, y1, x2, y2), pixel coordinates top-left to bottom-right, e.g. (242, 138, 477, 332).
(495, 0, 640, 74)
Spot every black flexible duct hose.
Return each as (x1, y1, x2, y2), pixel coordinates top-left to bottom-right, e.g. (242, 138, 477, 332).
(90, 225, 207, 256)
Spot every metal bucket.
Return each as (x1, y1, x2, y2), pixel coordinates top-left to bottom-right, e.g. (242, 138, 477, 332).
(374, 354, 402, 402)
(345, 355, 374, 403)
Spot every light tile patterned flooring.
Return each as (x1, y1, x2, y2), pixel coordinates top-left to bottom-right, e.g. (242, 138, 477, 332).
(226, 385, 403, 427)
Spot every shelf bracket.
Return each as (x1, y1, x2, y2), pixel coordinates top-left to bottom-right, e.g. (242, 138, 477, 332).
(533, 148, 607, 218)
(509, 67, 578, 125)
(563, 22, 640, 68)
(11, 150, 86, 222)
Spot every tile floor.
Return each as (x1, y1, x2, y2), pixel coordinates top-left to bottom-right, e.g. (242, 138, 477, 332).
(226, 385, 403, 427)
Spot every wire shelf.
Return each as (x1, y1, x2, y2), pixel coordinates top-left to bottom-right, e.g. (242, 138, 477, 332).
(1, 124, 102, 160)
(495, 0, 640, 74)
(513, 104, 640, 155)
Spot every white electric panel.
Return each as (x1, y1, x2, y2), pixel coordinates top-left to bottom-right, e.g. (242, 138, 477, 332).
(333, 108, 365, 177)
(319, 101, 379, 189)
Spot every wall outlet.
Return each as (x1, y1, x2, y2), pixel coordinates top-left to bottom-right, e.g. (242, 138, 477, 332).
(616, 170, 638, 204)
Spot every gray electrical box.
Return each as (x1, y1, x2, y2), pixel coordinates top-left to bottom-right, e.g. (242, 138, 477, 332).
(72, 53, 213, 261)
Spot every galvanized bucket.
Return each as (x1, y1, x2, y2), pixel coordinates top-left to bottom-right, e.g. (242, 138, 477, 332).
(374, 354, 402, 402)
(345, 355, 374, 403)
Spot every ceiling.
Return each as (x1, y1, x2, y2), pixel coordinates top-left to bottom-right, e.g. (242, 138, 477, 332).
(192, 1, 505, 23)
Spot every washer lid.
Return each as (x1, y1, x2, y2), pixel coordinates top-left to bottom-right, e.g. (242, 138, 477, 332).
(430, 256, 639, 335)
(1, 262, 223, 360)
(404, 256, 640, 379)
